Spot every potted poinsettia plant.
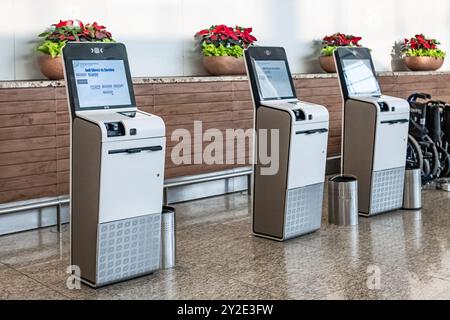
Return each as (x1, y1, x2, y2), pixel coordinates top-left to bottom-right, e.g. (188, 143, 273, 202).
(195, 25, 257, 75)
(319, 33, 363, 73)
(402, 34, 446, 71)
(37, 20, 114, 80)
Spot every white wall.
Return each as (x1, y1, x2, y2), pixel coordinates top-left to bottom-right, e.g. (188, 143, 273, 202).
(1, 0, 450, 80)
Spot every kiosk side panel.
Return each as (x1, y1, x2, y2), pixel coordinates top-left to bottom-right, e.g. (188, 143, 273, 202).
(253, 107, 291, 239)
(342, 100, 377, 214)
(71, 118, 102, 284)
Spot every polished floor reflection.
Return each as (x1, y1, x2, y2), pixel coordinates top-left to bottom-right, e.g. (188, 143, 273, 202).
(1, 187, 450, 299)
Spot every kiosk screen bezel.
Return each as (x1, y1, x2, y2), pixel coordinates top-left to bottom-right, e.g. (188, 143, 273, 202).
(334, 47, 381, 101)
(245, 46, 297, 108)
(63, 42, 136, 115)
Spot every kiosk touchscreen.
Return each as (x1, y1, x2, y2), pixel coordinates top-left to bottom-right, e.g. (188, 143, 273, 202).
(334, 47, 409, 216)
(245, 46, 329, 241)
(63, 42, 166, 287)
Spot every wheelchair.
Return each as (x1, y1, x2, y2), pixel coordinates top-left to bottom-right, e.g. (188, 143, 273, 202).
(406, 93, 440, 185)
(424, 99, 450, 178)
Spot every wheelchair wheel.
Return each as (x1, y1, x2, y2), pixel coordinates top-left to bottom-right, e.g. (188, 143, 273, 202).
(406, 135, 423, 171)
(422, 160, 433, 185)
(425, 135, 441, 177)
(437, 145, 450, 177)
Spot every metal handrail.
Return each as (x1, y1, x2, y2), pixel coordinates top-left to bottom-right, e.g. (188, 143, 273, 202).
(164, 167, 252, 188)
(0, 197, 69, 215)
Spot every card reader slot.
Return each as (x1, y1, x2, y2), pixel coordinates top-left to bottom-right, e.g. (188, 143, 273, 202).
(296, 128, 328, 135)
(108, 146, 163, 155)
(380, 119, 409, 125)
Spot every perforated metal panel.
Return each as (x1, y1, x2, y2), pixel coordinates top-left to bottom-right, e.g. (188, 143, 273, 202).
(284, 183, 323, 239)
(96, 213, 161, 286)
(370, 167, 405, 215)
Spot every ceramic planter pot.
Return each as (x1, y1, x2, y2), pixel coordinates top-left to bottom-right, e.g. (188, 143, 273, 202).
(37, 55, 64, 80)
(202, 56, 246, 76)
(404, 56, 444, 72)
(319, 55, 336, 73)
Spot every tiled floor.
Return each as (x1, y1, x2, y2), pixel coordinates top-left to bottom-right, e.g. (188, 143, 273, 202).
(1, 187, 450, 300)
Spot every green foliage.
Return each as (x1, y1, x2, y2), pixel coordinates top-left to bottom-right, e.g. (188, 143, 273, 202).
(405, 48, 446, 59)
(37, 40, 67, 58)
(201, 42, 244, 58)
(321, 45, 337, 56)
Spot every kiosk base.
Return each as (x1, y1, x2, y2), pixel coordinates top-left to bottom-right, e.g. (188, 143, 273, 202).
(284, 183, 323, 239)
(253, 183, 324, 242)
(73, 212, 161, 288)
(79, 271, 155, 289)
(96, 213, 161, 285)
(363, 167, 405, 216)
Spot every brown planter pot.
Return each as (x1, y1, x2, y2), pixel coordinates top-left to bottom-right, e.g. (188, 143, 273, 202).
(404, 56, 444, 72)
(37, 55, 64, 80)
(319, 55, 336, 73)
(202, 56, 246, 75)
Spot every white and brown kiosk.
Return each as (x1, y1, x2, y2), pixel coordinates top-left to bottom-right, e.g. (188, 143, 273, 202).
(245, 46, 329, 241)
(63, 42, 165, 287)
(334, 47, 409, 216)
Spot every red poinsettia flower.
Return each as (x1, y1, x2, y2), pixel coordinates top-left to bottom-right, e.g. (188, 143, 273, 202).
(40, 19, 114, 46)
(195, 24, 256, 49)
(403, 34, 443, 52)
(403, 34, 443, 53)
(196, 29, 210, 36)
(54, 20, 73, 28)
(322, 33, 363, 47)
(352, 36, 362, 45)
(91, 22, 106, 31)
(416, 34, 425, 42)
(212, 24, 225, 34)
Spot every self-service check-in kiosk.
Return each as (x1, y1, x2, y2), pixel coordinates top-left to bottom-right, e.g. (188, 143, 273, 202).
(245, 47, 329, 241)
(334, 47, 409, 216)
(63, 43, 165, 287)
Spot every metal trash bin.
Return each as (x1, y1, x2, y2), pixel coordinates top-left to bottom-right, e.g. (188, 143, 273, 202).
(328, 175, 358, 226)
(161, 206, 176, 269)
(403, 168, 422, 210)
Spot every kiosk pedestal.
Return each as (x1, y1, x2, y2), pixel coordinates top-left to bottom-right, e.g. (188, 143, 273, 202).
(63, 43, 166, 287)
